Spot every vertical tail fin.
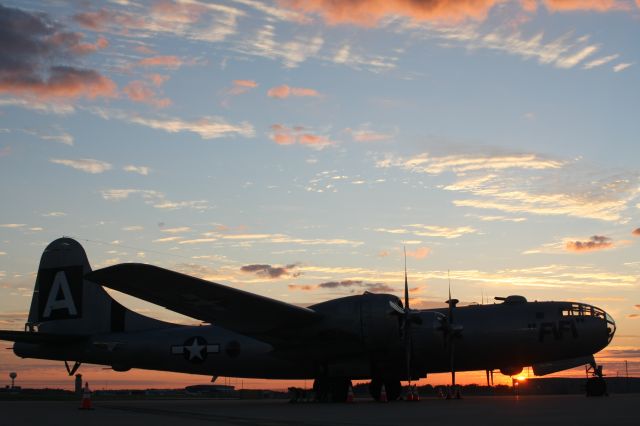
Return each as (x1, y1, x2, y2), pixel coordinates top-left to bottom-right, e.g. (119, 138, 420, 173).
(26, 237, 167, 335)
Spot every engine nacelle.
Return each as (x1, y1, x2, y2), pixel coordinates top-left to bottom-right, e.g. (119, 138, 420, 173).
(500, 366, 523, 376)
(359, 292, 402, 353)
(310, 292, 403, 354)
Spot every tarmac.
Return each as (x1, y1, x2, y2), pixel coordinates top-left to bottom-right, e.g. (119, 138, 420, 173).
(1, 395, 638, 426)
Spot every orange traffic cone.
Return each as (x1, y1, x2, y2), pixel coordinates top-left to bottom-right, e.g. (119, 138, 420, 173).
(79, 382, 93, 410)
(379, 384, 388, 403)
(346, 385, 354, 403)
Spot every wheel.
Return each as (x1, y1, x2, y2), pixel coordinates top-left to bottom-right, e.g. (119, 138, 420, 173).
(586, 377, 607, 397)
(329, 378, 351, 402)
(383, 379, 401, 401)
(313, 377, 329, 402)
(369, 378, 382, 400)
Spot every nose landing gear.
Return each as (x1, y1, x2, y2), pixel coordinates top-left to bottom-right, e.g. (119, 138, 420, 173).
(585, 361, 607, 397)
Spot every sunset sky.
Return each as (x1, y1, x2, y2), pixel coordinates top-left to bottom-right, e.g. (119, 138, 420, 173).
(0, 0, 639, 391)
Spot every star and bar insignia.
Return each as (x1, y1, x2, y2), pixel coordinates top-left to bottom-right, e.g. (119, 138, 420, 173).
(171, 336, 219, 363)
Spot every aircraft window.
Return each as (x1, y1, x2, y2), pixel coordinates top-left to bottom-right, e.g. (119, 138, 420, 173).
(560, 304, 606, 318)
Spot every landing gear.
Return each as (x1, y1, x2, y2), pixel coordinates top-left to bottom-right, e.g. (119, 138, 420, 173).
(313, 377, 352, 402)
(585, 362, 608, 397)
(369, 377, 401, 401)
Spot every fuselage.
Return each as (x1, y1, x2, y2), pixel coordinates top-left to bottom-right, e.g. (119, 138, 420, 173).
(14, 295, 615, 380)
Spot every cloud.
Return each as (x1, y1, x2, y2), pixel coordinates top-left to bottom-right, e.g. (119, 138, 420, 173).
(583, 54, 619, 70)
(72, 36, 109, 55)
(161, 227, 191, 234)
(100, 189, 161, 201)
(633, 228, 640, 236)
(227, 79, 258, 96)
(0, 98, 75, 115)
(42, 211, 66, 217)
(289, 279, 394, 293)
(409, 224, 477, 239)
(92, 108, 255, 140)
(267, 85, 320, 98)
(100, 188, 210, 211)
(153, 236, 183, 243)
(50, 158, 112, 174)
(123, 165, 151, 175)
(613, 62, 633, 72)
(375, 225, 476, 239)
(269, 124, 334, 149)
(147, 74, 170, 86)
(628, 314, 639, 319)
(396, 20, 626, 72)
(123, 80, 171, 108)
(379, 152, 564, 174)
(380, 151, 638, 222)
(0, 146, 10, 157)
(279, 0, 506, 26)
(240, 263, 300, 279)
(137, 55, 183, 69)
(350, 129, 394, 142)
(74, 2, 242, 43)
(331, 44, 399, 72)
(235, 24, 323, 68)
(543, 0, 627, 12)
(0, 5, 117, 100)
(406, 247, 431, 259)
(565, 235, 614, 252)
(0, 224, 25, 228)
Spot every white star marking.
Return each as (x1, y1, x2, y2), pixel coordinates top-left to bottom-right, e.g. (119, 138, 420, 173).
(184, 338, 205, 360)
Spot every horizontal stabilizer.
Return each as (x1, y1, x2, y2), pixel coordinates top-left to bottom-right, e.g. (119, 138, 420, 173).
(0, 330, 89, 344)
(533, 355, 595, 376)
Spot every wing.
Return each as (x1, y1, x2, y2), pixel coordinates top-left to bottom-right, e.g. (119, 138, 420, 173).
(86, 263, 322, 344)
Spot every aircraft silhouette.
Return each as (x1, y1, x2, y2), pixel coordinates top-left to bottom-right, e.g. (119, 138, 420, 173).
(0, 238, 615, 400)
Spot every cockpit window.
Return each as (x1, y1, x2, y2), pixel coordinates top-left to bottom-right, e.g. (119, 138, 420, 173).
(560, 303, 606, 319)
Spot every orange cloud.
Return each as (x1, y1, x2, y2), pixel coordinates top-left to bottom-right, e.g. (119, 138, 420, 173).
(147, 73, 169, 86)
(299, 133, 330, 146)
(123, 80, 171, 108)
(0, 5, 117, 100)
(270, 124, 334, 148)
(632, 228, 640, 236)
(72, 36, 109, 55)
(406, 247, 431, 259)
(544, 0, 627, 11)
(73, 8, 143, 31)
(267, 84, 320, 98)
(1, 67, 117, 100)
(138, 55, 183, 69)
(565, 235, 614, 252)
(234, 80, 258, 88)
(278, 0, 506, 26)
(226, 80, 258, 96)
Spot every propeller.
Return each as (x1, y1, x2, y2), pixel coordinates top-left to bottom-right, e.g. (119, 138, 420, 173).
(440, 270, 463, 395)
(388, 247, 414, 385)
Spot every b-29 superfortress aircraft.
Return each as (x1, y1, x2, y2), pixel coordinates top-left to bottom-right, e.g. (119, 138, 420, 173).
(0, 238, 616, 400)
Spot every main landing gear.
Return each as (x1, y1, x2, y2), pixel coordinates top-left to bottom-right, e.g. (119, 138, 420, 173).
(313, 377, 352, 402)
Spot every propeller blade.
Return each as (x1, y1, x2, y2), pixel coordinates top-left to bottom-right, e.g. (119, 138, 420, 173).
(404, 246, 409, 311)
(389, 300, 405, 314)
